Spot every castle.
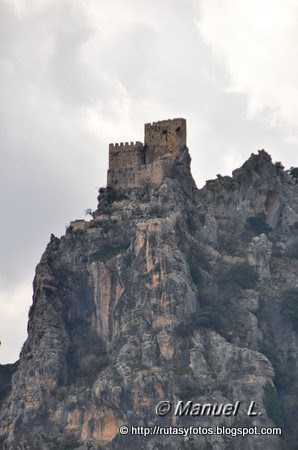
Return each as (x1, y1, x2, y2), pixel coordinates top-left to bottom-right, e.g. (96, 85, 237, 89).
(68, 119, 187, 230)
(107, 118, 187, 188)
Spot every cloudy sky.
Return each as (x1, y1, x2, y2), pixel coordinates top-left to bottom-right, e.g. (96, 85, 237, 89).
(1, 0, 298, 364)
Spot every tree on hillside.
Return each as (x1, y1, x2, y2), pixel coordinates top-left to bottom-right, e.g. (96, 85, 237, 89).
(289, 167, 298, 183)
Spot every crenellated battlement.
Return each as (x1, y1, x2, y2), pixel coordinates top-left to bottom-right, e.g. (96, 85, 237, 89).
(107, 118, 187, 188)
(109, 141, 144, 171)
(145, 118, 185, 127)
(109, 141, 143, 150)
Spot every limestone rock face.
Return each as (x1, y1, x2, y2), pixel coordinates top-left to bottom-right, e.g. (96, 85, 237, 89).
(1, 148, 298, 450)
(247, 234, 273, 280)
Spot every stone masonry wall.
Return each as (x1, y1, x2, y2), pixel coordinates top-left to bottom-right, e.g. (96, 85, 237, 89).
(107, 118, 186, 188)
(108, 142, 144, 170)
(144, 118, 186, 164)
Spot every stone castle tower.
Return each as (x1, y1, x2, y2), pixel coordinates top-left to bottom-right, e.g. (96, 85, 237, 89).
(107, 118, 187, 188)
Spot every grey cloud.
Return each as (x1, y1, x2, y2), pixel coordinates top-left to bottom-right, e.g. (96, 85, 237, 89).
(1, 0, 298, 363)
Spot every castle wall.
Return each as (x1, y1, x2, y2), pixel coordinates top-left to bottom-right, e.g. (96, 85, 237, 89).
(144, 118, 186, 164)
(107, 160, 175, 189)
(107, 167, 139, 188)
(109, 142, 144, 170)
(69, 220, 88, 231)
(107, 118, 186, 189)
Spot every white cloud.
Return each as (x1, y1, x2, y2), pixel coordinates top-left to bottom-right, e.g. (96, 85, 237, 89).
(198, 0, 298, 129)
(1, 0, 298, 363)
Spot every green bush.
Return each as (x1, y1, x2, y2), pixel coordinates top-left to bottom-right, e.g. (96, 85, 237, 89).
(289, 167, 298, 182)
(187, 255, 203, 287)
(191, 308, 220, 329)
(258, 340, 289, 390)
(218, 233, 243, 256)
(192, 245, 210, 271)
(290, 221, 298, 230)
(109, 367, 122, 383)
(175, 322, 192, 337)
(90, 242, 130, 261)
(186, 214, 197, 234)
(258, 340, 281, 369)
(79, 353, 109, 376)
(53, 264, 81, 287)
(189, 245, 210, 273)
(173, 360, 192, 376)
(53, 435, 81, 450)
(179, 379, 204, 398)
(222, 263, 259, 289)
(281, 288, 298, 334)
(287, 241, 298, 259)
(175, 307, 220, 337)
(184, 440, 213, 450)
(186, 245, 209, 289)
(263, 381, 283, 425)
(179, 383, 201, 399)
(148, 204, 162, 217)
(131, 363, 148, 372)
(246, 212, 272, 235)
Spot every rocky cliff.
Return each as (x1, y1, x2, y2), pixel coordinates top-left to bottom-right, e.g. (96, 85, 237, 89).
(0, 131, 298, 449)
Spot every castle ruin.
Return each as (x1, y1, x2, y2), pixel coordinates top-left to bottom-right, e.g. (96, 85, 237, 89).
(107, 118, 187, 188)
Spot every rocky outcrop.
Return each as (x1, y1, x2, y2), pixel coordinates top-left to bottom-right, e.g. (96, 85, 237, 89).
(247, 234, 273, 280)
(0, 146, 298, 450)
(0, 363, 18, 405)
